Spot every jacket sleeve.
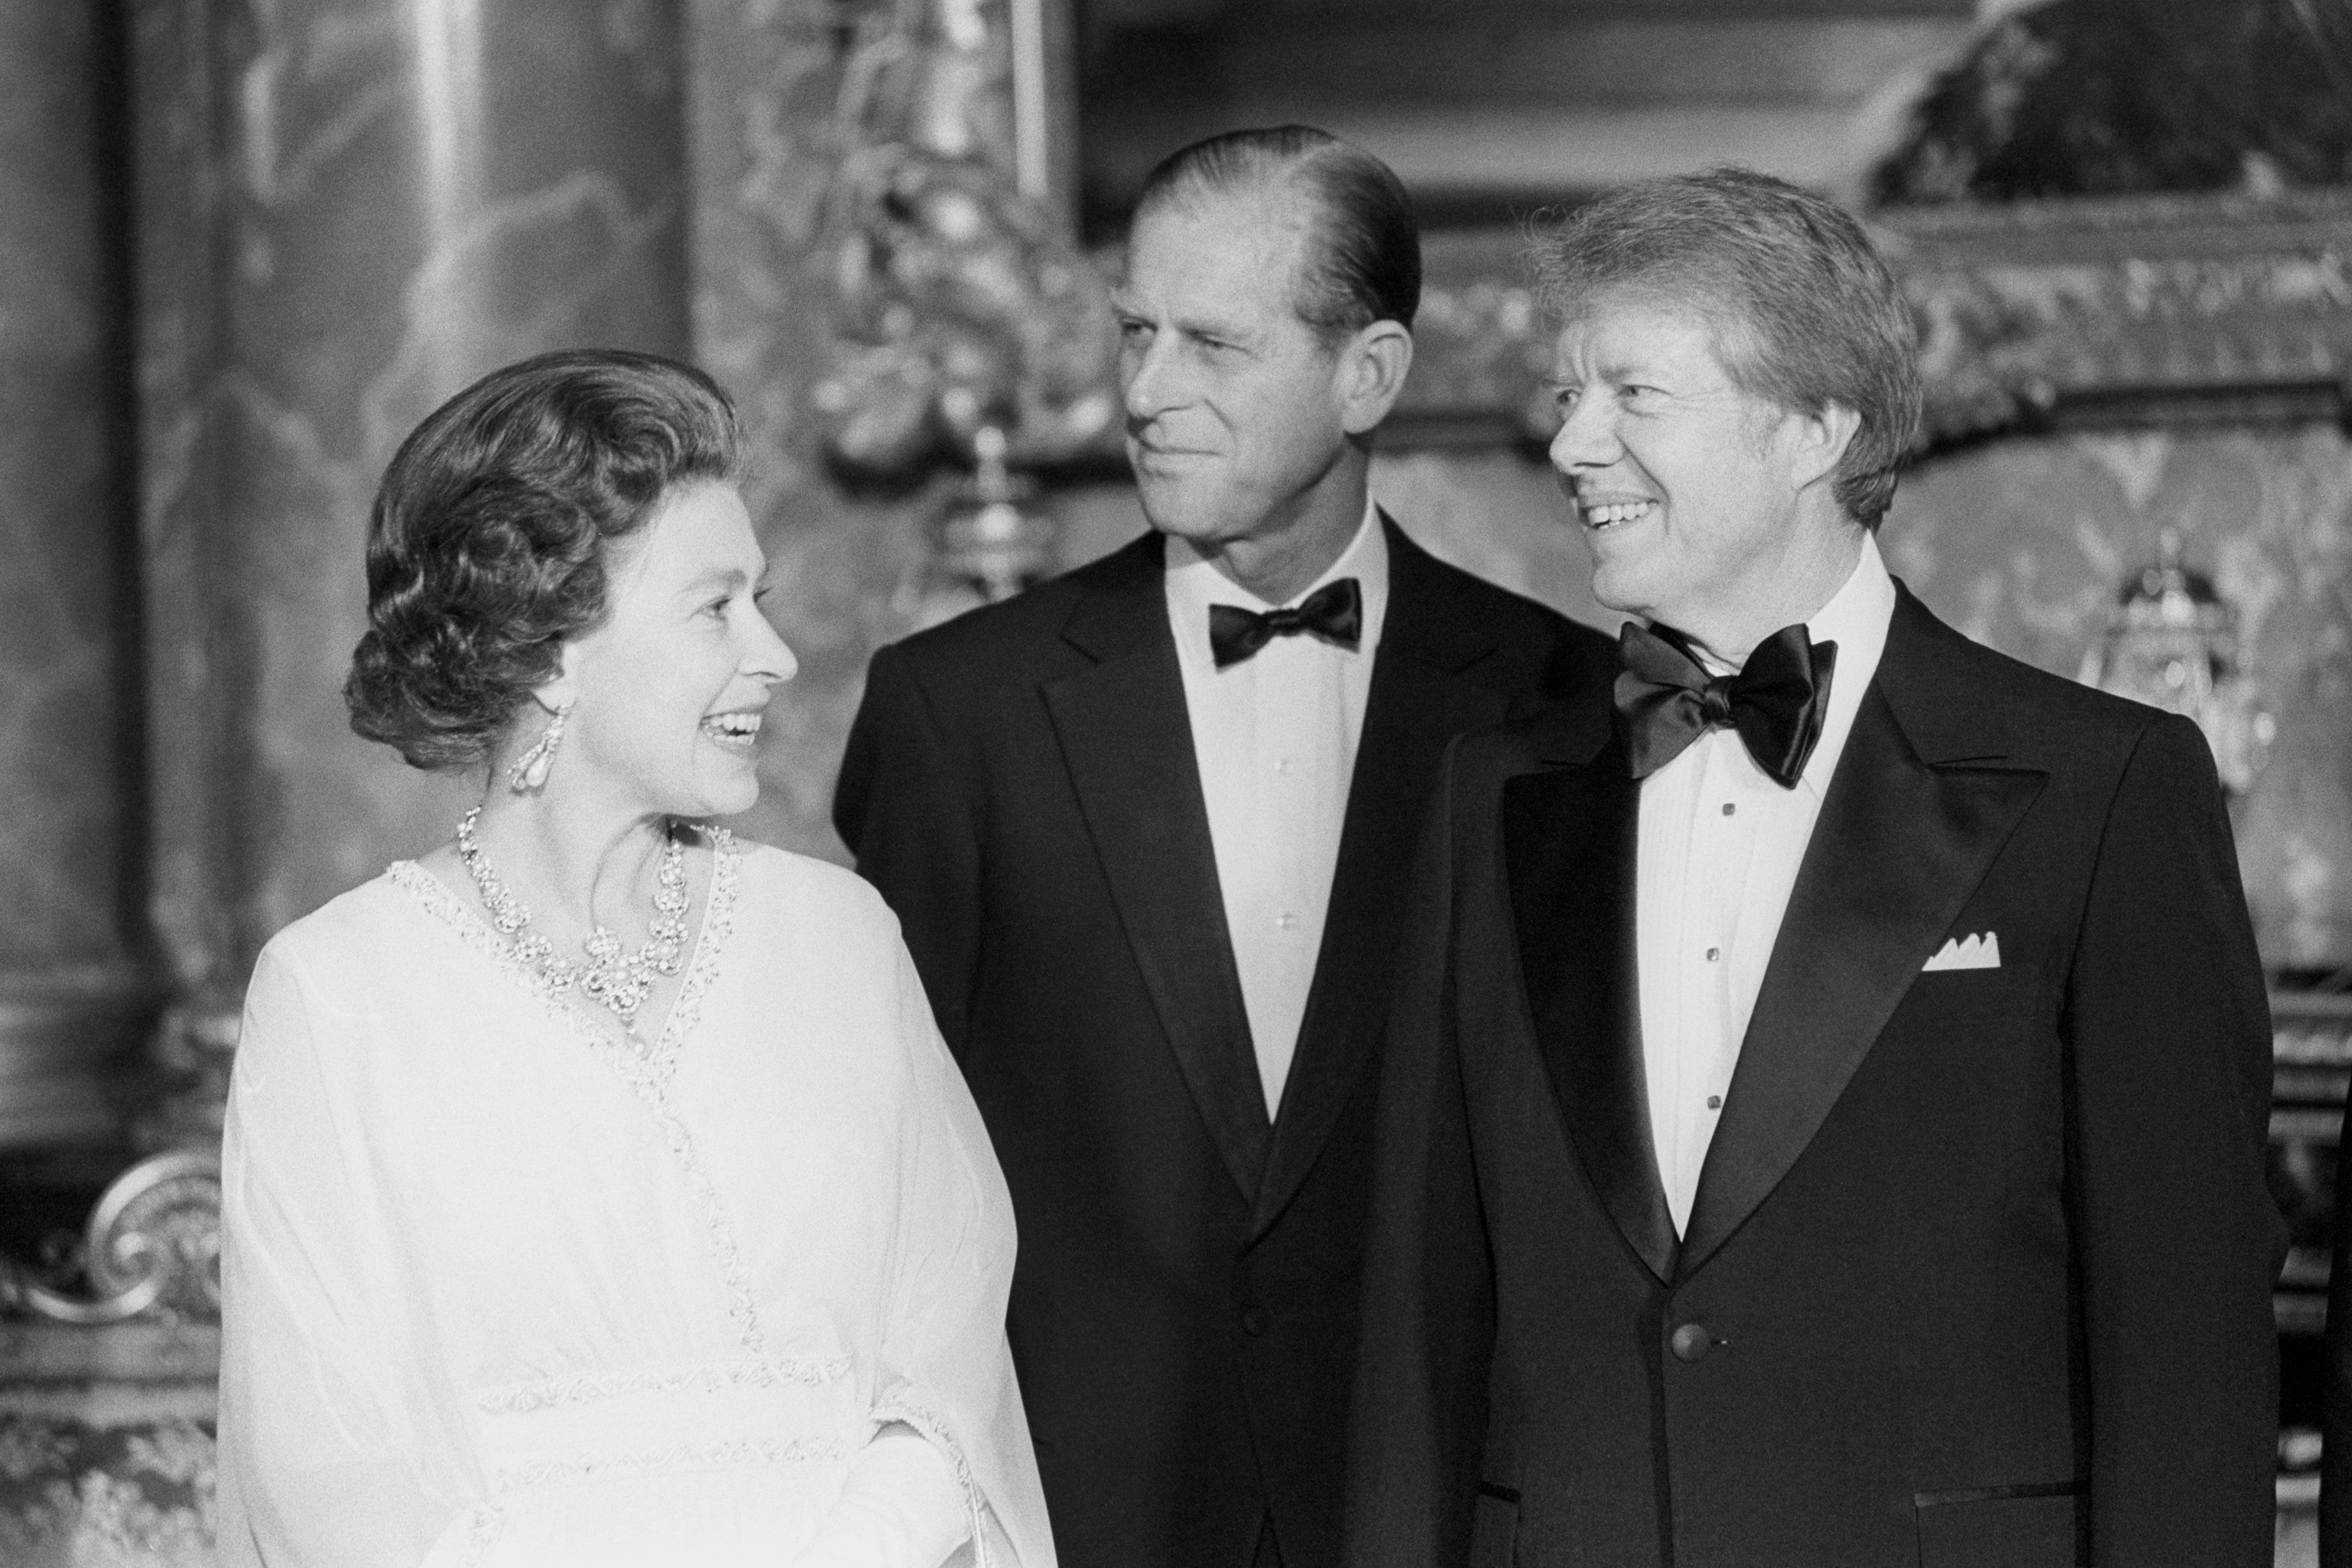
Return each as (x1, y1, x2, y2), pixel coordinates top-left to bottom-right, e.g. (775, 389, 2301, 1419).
(1345, 740, 1496, 1568)
(1537, 615, 1622, 716)
(834, 642, 987, 1059)
(2067, 712, 2284, 1567)
(2321, 1138, 2352, 1564)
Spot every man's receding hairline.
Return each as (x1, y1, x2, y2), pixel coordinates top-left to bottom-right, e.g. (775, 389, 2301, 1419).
(1140, 160, 1321, 242)
(1134, 173, 1331, 338)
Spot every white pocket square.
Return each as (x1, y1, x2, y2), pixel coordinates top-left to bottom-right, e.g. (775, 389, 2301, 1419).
(1923, 932, 2001, 972)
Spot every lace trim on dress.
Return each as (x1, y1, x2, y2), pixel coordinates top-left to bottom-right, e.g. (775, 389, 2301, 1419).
(474, 1356, 854, 1414)
(489, 1437, 845, 1496)
(457, 1504, 505, 1568)
(640, 1098, 768, 1356)
(385, 827, 739, 1086)
(388, 833, 770, 1357)
(645, 838, 736, 1089)
(872, 1393, 992, 1568)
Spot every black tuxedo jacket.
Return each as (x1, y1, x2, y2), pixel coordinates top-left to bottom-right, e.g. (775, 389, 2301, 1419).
(1349, 586, 2283, 1568)
(835, 518, 1612, 1568)
(2319, 1138, 2352, 1559)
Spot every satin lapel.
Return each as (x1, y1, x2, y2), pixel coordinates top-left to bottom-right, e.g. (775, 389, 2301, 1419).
(1252, 527, 1507, 1235)
(1676, 679, 2048, 1276)
(1044, 558, 1270, 1205)
(1503, 740, 1679, 1285)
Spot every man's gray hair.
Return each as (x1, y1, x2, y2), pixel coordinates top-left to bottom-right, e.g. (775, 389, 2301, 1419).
(1533, 168, 1922, 528)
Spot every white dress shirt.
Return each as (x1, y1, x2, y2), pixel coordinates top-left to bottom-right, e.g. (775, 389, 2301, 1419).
(1165, 500, 1389, 1118)
(1635, 533, 1896, 1234)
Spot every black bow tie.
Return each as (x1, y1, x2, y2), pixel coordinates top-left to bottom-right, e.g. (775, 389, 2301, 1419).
(1613, 621, 1837, 788)
(1208, 578, 1363, 668)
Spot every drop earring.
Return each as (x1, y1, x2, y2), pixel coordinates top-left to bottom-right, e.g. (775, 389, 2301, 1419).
(506, 700, 572, 793)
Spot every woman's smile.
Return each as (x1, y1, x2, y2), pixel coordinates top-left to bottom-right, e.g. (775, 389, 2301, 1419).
(701, 706, 765, 756)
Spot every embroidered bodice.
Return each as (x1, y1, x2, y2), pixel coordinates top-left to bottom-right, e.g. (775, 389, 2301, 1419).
(213, 843, 1052, 1568)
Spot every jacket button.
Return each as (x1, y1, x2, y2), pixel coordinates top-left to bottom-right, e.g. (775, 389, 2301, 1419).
(1670, 1323, 1711, 1362)
(1241, 1306, 1270, 1337)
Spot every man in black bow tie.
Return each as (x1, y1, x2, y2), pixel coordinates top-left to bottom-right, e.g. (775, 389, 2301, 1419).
(834, 126, 1608, 1568)
(1349, 169, 2283, 1568)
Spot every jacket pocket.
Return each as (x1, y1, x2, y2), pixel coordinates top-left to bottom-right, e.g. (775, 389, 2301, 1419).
(1914, 1482, 2083, 1568)
(1468, 1482, 1519, 1568)
(1469, 1424, 1525, 1568)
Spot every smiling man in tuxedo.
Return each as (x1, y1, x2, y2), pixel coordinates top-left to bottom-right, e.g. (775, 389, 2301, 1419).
(834, 127, 1609, 1568)
(1348, 169, 2283, 1568)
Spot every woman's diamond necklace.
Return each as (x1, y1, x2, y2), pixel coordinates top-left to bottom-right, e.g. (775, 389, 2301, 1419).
(455, 808, 692, 1027)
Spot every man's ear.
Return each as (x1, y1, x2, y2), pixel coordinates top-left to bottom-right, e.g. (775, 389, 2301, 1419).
(1789, 401, 1861, 494)
(1338, 320, 1414, 436)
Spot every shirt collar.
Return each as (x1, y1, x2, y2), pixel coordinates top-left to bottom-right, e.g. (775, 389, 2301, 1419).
(1165, 497, 1390, 668)
(1792, 531, 1896, 795)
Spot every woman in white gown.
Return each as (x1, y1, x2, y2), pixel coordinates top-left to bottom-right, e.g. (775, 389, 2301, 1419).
(215, 350, 1054, 1568)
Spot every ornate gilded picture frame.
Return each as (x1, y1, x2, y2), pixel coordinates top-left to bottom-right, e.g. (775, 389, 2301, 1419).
(1395, 186, 2352, 450)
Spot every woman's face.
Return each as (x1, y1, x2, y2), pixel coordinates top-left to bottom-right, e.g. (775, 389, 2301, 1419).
(552, 481, 796, 820)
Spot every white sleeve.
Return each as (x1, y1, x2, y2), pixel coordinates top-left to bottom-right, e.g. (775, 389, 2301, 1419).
(790, 1427, 970, 1568)
(213, 944, 450, 1567)
(856, 934, 1056, 1567)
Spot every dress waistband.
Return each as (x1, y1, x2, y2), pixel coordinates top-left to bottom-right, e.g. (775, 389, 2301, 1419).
(471, 1358, 858, 1496)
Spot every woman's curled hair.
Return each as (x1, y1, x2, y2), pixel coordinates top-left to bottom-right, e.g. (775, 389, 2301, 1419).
(345, 349, 742, 771)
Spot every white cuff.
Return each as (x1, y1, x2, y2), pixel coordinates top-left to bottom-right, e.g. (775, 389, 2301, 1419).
(791, 1427, 970, 1568)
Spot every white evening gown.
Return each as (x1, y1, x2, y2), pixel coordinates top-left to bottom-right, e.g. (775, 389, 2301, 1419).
(214, 835, 1054, 1568)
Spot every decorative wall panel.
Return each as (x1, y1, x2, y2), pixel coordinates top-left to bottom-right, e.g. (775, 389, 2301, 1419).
(1891, 425, 2352, 968)
(129, 0, 694, 1042)
(0, 0, 129, 974)
(0, 0, 150, 1147)
(686, 0, 1032, 859)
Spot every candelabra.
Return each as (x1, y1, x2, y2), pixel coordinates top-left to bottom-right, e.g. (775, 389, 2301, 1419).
(2078, 530, 2275, 795)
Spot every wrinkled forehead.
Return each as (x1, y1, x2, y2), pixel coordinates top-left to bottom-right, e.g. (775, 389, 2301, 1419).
(1553, 280, 1739, 358)
(1136, 164, 1311, 242)
(1560, 269, 1753, 343)
(1121, 179, 1317, 308)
